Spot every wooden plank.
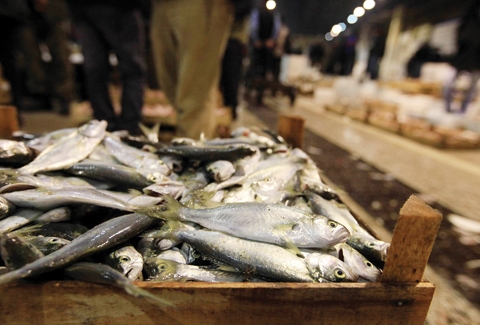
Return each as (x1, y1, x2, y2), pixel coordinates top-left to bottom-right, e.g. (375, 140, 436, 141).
(381, 195, 443, 283)
(0, 281, 435, 325)
(278, 114, 305, 148)
(0, 105, 20, 139)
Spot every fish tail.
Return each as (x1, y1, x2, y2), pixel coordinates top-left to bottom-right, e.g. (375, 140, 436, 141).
(136, 195, 183, 221)
(125, 282, 175, 307)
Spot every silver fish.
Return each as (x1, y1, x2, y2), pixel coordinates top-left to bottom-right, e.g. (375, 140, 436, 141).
(64, 262, 172, 306)
(65, 160, 153, 189)
(103, 136, 171, 177)
(0, 195, 16, 220)
(0, 213, 159, 285)
(205, 160, 235, 182)
(18, 120, 107, 175)
(24, 235, 71, 255)
(0, 208, 44, 235)
(15, 173, 108, 190)
(0, 139, 34, 166)
(106, 245, 144, 281)
(1, 233, 45, 270)
(304, 252, 358, 282)
(330, 243, 382, 282)
(1, 188, 138, 212)
(35, 206, 71, 223)
(25, 127, 77, 152)
(158, 222, 320, 282)
(149, 196, 350, 250)
(147, 258, 265, 283)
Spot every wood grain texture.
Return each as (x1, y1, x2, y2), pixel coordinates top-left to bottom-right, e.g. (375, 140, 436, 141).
(381, 195, 443, 283)
(278, 114, 305, 149)
(0, 281, 435, 325)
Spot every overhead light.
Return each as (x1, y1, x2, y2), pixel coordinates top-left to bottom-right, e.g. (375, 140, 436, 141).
(331, 24, 342, 35)
(363, 0, 376, 10)
(347, 14, 358, 24)
(331, 29, 340, 37)
(339, 22, 346, 31)
(353, 7, 365, 17)
(266, 0, 276, 10)
(325, 33, 334, 41)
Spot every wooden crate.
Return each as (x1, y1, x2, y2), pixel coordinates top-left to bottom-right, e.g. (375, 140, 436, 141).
(0, 196, 441, 325)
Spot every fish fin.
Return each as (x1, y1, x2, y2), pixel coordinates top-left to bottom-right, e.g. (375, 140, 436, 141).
(136, 194, 183, 221)
(127, 189, 142, 197)
(138, 122, 160, 144)
(125, 282, 175, 307)
(274, 224, 305, 258)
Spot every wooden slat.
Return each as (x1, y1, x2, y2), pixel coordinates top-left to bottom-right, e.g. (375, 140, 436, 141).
(0, 281, 435, 325)
(381, 195, 443, 283)
(0, 105, 19, 139)
(278, 114, 305, 149)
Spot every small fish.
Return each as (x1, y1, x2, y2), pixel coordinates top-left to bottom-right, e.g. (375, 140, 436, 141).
(205, 160, 235, 182)
(0, 208, 44, 235)
(0, 213, 159, 285)
(35, 207, 72, 223)
(146, 195, 350, 250)
(304, 252, 358, 282)
(0, 139, 35, 166)
(24, 235, 71, 255)
(18, 120, 107, 175)
(346, 232, 390, 269)
(64, 262, 173, 307)
(156, 144, 257, 162)
(146, 258, 266, 283)
(330, 243, 382, 282)
(0, 196, 16, 220)
(12, 222, 89, 241)
(0, 233, 45, 270)
(106, 245, 144, 281)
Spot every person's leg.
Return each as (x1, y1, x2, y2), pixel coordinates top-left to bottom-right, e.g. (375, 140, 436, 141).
(221, 38, 243, 119)
(163, 0, 234, 139)
(105, 9, 146, 134)
(444, 70, 459, 113)
(73, 16, 115, 126)
(460, 70, 480, 113)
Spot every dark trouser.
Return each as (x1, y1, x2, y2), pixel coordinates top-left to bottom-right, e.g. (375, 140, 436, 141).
(72, 4, 146, 133)
(0, 17, 23, 112)
(220, 39, 244, 119)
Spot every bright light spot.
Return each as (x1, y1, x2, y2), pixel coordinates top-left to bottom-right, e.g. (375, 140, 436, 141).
(325, 33, 333, 41)
(347, 14, 358, 24)
(331, 24, 342, 34)
(266, 0, 276, 10)
(354, 7, 365, 17)
(331, 30, 340, 37)
(363, 0, 376, 10)
(339, 22, 346, 31)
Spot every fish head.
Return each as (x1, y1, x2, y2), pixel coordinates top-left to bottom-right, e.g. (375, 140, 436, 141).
(144, 257, 179, 280)
(79, 120, 108, 138)
(0, 196, 13, 218)
(152, 161, 172, 177)
(206, 160, 235, 182)
(335, 243, 381, 282)
(347, 233, 390, 267)
(107, 246, 144, 281)
(310, 217, 350, 247)
(305, 253, 359, 282)
(1, 233, 44, 270)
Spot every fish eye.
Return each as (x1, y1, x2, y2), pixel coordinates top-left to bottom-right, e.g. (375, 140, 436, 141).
(365, 261, 373, 268)
(328, 221, 337, 228)
(48, 238, 60, 243)
(159, 263, 167, 270)
(120, 256, 130, 263)
(368, 242, 376, 247)
(334, 268, 346, 279)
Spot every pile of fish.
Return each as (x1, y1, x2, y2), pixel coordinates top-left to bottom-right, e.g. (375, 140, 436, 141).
(0, 120, 389, 304)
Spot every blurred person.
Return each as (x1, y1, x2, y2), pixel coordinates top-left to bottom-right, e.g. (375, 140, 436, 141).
(66, 0, 147, 134)
(150, 0, 235, 139)
(309, 38, 326, 70)
(366, 27, 386, 80)
(220, 3, 253, 121)
(19, 0, 75, 115)
(246, 0, 281, 84)
(271, 15, 291, 81)
(444, 0, 480, 113)
(341, 30, 358, 76)
(0, 0, 31, 115)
